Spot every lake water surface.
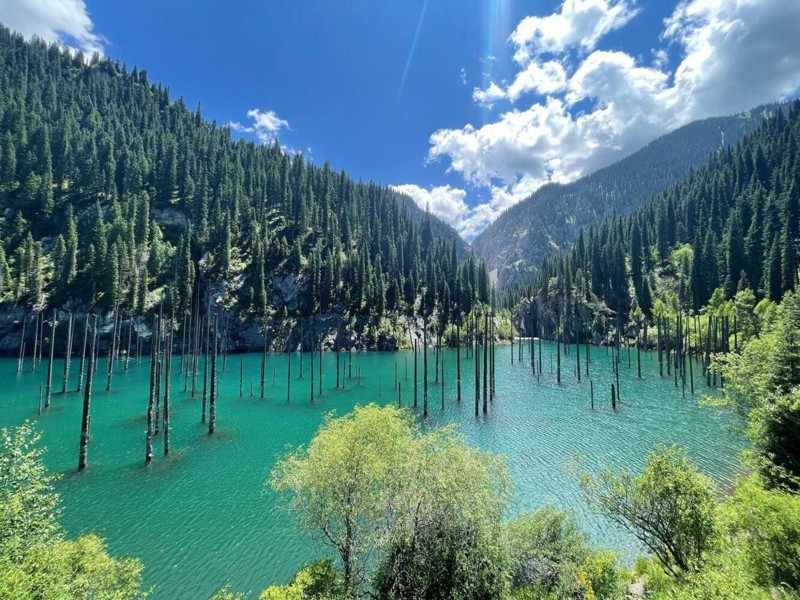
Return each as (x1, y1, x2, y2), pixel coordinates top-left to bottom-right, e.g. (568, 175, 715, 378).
(0, 341, 744, 598)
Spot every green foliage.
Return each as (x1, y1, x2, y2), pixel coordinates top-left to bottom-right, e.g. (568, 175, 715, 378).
(0, 26, 485, 328)
(0, 533, 145, 600)
(372, 426, 509, 599)
(716, 292, 800, 488)
(503, 507, 590, 593)
(0, 422, 60, 560)
(474, 106, 771, 289)
(721, 477, 800, 589)
(506, 100, 800, 345)
(258, 560, 343, 600)
(578, 549, 624, 600)
(271, 404, 510, 599)
(260, 583, 303, 600)
(579, 445, 718, 577)
(0, 422, 145, 599)
(635, 552, 779, 600)
(211, 586, 245, 600)
(502, 507, 623, 599)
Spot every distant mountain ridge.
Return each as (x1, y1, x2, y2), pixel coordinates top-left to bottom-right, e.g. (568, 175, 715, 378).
(472, 105, 781, 288)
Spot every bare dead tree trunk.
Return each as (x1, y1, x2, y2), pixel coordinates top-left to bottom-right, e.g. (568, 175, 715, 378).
(125, 311, 133, 372)
(310, 328, 315, 404)
(106, 306, 119, 391)
(32, 312, 40, 373)
(146, 315, 158, 464)
(164, 312, 173, 455)
(202, 312, 209, 423)
(17, 314, 26, 373)
(78, 316, 96, 470)
(413, 340, 418, 408)
(77, 314, 89, 392)
(456, 323, 461, 402)
(62, 312, 74, 393)
(474, 314, 480, 416)
(45, 309, 57, 408)
(209, 317, 218, 435)
(423, 318, 428, 417)
(287, 325, 292, 402)
(482, 310, 488, 414)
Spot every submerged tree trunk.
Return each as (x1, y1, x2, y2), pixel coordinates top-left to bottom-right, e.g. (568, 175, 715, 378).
(164, 314, 173, 455)
(261, 319, 267, 399)
(441, 358, 445, 411)
(146, 316, 158, 464)
(423, 318, 429, 417)
(413, 340, 418, 408)
(456, 323, 462, 402)
(17, 314, 27, 373)
(106, 306, 119, 392)
(287, 326, 292, 402)
(474, 314, 480, 416)
(556, 312, 561, 384)
(78, 317, 96, 470)
(209, 317, 218, 435)
(202, 313, 209, 423)
(62, 312, 74, 393)
(32, 313, 40, 373)
(45, 309, 57, 408)
(482, 311, 488, 414)
(125, 311, 133, 372)
(77, 314, 89, 392)
(310, 329, 315, 403)
(575, 311, 581, 383)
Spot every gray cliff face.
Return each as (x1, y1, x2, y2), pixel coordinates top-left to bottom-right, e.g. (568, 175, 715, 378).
(472, 108, 774, 288)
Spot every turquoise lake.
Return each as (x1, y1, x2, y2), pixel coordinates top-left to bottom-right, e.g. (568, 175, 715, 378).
(0, 341, 744, 599)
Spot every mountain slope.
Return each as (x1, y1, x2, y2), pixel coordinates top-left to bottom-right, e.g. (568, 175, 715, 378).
(473, 106, 778, 288)
(0, 25, 485, 341)
(515, 99, 800, 335)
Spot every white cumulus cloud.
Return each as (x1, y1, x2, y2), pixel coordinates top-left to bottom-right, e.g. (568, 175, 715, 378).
(510, 0, 638, 63)
(508, 60, 569, 101)
(431, 0, 800, 238)
(391, 184, 470, 232)
(229, 109, 290, 144)
(0, 0, 104, 55)
(472, 82, 507, 108)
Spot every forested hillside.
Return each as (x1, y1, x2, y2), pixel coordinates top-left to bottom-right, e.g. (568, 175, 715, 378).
(509, 99, 800, 337)
(0, 27, 489, 349)
(473, 107, 776, 288)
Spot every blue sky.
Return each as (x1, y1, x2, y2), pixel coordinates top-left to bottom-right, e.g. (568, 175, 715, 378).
(2, 1, 800, 239)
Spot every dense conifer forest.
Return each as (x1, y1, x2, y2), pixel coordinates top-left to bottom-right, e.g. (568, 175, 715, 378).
(506, 100, 800, 340)
(0, 26, 490, 349)
(473, 106, 775, 288)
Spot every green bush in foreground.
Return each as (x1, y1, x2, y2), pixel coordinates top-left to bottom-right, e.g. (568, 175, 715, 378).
(0, 422, 145, 600)
(504, 507, 624, 599)
(270, 404, 511, 599)
(258, 559, 343, 599)
(579, 445, 718, 577)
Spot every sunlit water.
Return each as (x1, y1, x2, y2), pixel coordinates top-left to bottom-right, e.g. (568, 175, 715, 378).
(0, 341, 744, 598)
